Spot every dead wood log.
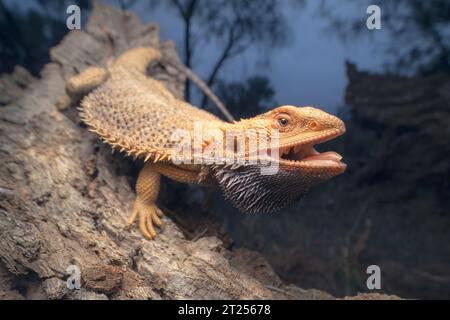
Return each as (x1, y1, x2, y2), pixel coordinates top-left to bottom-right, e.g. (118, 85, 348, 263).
(0, 1, 333, 300)
(0, 1, 399, 300)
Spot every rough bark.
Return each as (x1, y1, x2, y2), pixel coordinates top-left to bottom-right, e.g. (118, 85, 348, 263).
(0, 1, 398, 300)
(345, 61, 450, 191)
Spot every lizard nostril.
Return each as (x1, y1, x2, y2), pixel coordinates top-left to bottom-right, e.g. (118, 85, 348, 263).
(338, 120, 346, 133)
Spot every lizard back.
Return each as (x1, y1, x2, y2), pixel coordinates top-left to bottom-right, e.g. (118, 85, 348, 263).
(80, 68, 224, 160)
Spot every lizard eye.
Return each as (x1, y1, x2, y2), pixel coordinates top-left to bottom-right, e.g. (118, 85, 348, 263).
(310, 120, 320, 130)
(278, 118, 289, 127)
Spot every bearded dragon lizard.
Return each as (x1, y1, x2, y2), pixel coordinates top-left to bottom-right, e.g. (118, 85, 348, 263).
(63, 47, 346, 240)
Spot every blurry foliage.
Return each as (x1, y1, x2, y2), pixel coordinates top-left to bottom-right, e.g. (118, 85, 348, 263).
(148, 0, 303, 106)
(319, 0, 450, 75)
(0, 0, 91, 75)
(0, 0, 302, 118)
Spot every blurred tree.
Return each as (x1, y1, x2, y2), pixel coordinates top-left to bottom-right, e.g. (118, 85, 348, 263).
(213, 75, 277, 119)
(149, 0, 303, 105)
(0, 0, 91, 75)
(319, 0, 450, 75)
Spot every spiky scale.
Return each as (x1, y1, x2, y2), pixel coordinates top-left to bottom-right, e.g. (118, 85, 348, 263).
(80, 67, 223, 163)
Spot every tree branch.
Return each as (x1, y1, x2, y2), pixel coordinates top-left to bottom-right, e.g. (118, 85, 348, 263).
(171, 0, 198, 102)
(201, 23, 239, 108)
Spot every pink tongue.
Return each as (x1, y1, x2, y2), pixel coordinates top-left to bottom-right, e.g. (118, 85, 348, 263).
(302, 151, 342, 162)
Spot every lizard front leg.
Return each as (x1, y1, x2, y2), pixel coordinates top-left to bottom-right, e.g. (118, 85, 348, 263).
(128, 162, 164, 239)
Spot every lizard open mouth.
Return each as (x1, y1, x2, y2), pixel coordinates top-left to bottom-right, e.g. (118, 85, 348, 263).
(278, 144, 343, 166)
(267, 130, 346, 168)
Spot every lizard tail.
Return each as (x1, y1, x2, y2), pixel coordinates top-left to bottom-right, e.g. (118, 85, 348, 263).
(111, 46, 234, 122)
(112, 47, 162, 74)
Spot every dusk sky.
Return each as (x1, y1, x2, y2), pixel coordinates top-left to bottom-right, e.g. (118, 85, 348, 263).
(136, 1, 391, 114)
(13, 0, 391, 114)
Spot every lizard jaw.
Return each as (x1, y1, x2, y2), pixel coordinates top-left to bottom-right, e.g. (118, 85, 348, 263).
(212, 128, 346, 214)
(269, 129, 346, 171)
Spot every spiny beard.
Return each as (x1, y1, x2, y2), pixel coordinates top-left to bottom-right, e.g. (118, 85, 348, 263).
(211, 163, 309, 213)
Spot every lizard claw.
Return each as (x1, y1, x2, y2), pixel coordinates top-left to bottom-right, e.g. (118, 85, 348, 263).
(127, 198, 164, 240)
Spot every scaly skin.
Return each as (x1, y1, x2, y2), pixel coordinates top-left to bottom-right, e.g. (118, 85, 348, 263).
(64, 47, 347, 240)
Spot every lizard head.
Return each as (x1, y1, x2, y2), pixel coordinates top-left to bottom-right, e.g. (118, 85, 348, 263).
(211, 105, 346, 213)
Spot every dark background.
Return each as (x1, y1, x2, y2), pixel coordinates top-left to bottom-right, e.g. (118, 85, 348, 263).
(1, 0, 449, 299)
